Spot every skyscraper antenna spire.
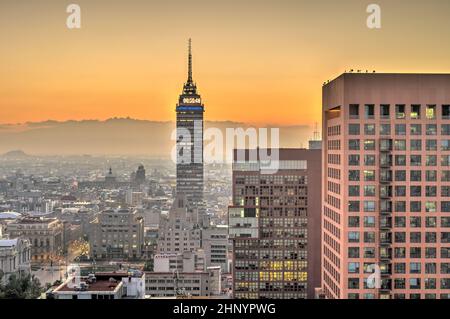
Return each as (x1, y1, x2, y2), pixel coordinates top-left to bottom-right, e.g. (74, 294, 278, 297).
(188, 38, 193, 83)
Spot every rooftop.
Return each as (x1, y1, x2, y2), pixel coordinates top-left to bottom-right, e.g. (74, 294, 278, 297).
(56, 277, 121, 293)
(54, 272, 143, 294)
(0, 239, 19, 247)
(326, 72, 450, 85)
(0, 238, 29, 248)
(233, 148, 319, 162)
(0, 211, 21, 219)
(9, 217, 59, 225)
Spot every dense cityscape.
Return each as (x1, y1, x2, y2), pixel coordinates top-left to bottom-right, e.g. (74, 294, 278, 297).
(1, 2, 450, 304)
(1, 41, 450, 300)
(0, 151, 231, 298)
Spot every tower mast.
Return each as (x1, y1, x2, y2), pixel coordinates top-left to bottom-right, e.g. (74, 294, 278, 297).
(187, 38, 193, 83)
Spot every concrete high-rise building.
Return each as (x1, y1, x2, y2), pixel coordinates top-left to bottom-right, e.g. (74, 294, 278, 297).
(202, 226, 229, 273)
(229, 148, 322, 299)
(154, 251, 205, 273)
(90, 208, 144, 260)
(322, 73, 450, 299)
(135, 165, 146, 185)
(176, 39, 205, 215)
(157, 194, 201, 255)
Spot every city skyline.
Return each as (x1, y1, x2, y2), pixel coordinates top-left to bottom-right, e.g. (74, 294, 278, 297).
(2, 0, 450, 304)
(2, 0, 450, 126)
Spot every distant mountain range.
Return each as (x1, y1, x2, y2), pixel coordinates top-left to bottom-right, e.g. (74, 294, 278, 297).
(2, 150, 29, 158)
(0, 118, 314, 156)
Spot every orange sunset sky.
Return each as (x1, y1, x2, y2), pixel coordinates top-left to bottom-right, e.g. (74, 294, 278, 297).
(1, 0, 450, 126)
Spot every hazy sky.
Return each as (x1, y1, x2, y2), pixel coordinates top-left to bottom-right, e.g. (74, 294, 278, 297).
(1, 0, 450, 126)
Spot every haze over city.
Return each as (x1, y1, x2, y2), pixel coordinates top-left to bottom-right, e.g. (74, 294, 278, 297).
(2, 0, 450, 127)
(1, 0, 450, 307)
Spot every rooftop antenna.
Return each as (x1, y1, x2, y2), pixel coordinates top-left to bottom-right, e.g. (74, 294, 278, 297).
(187, 38, 193, 83)
(313, 122, 320, 141)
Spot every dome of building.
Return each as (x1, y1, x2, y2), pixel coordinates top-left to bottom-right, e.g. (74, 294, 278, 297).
(0, 211, 22, 220)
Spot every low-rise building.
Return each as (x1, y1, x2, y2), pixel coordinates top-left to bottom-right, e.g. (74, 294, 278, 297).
(51, 271, 145, 299)
(154, 250, 205, 273)
(0, 238, 32, 284)
(0, 211, 22, 238)
(5, 217, 64, 263)
(145, 267, 221, 298)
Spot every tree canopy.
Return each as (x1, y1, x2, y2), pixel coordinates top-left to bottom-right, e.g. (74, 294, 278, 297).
(0, 273, 42, 299)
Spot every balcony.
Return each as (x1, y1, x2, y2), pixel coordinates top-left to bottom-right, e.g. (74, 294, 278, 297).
(380, 287, 392, 294)
(380, 231, 392, 247)
(380, 139, 393, 152)
(379, 186, 392, 199)
(380, 217, 392, 230)
(380, 278, 392, 291)
(379, 292, 392, 299)
(380, 170, 393, 183)
(380, 155, 393, 168)
(380, 200, 392, 215)
(379, 248, 392, 261)
(380, 264, 392, 276)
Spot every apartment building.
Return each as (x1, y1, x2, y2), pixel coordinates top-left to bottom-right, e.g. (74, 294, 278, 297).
(229, 148, 322, 299)
(322, 73, 450, 299)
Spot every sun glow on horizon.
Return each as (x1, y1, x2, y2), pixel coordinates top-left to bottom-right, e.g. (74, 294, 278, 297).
(1, 0, 450, 126)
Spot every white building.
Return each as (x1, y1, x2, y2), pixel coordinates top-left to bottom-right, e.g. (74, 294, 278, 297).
(145, 267, 221, 298)
(125, 190, 144, 207)
(0, 211, 22, 238)
(51, 271, 145, 299)
(154, 250, 205, 273)
(0, 238, 32, 284)
(202, 226, 229, 273)
(157, 195, 201, 254)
